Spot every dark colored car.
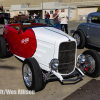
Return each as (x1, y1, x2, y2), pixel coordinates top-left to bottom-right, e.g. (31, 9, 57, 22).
(0, 13, 10, 24)
(73, 12, 100, 49)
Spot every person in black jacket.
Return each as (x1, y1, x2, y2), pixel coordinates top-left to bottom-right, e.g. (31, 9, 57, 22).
(37, 12, 40, 23)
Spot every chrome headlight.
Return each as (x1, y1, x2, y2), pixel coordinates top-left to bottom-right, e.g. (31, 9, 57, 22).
(50, 59, 59, 71)
(77, 54, 85, 64)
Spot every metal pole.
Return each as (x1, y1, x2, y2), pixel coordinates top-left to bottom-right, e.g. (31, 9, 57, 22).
(68, 7, 70, 21)
(42, 0, 43, 19)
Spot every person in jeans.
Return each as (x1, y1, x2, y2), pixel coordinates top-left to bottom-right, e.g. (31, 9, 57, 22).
(37, 12, 40, 23)
(44, 11, 47, 24)
(46, 12, 50, 24)
(53, 9, 61, 29)
(28, 12, 31, 19)
(59, 9, 69, 34)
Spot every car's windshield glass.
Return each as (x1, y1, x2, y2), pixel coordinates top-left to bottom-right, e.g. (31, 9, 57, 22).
(22, 19, 61, 31)
(91, 16, 100, 24)
(10, 19, 61, 32)
(22, 19, 60, 26)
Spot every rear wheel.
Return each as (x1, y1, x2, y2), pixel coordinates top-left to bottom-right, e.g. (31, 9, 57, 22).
(0, 35, 7, 58)
(73, 30, 85, 49)
(83, 50, 100, 77)
(22, 58, 42, 91)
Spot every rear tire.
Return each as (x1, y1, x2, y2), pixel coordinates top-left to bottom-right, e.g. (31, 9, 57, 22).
(73, 30, 85, 49)
(22, 58, 42, 91)
(0, 35, 7, 58)
(83, 49, 100, 77)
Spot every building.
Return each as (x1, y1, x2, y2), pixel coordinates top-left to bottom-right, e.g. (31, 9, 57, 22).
(1, 0, 100, 21)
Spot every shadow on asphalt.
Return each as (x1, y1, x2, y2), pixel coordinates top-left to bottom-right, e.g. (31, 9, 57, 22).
(0, 60, 5, 62)
(40, 77, 83, 92)
(63, 79, 100, 100)
(0, 65, 18, 70)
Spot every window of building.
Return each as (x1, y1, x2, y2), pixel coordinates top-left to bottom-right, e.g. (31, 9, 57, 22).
(91, 16, 100, 24)
(50, 11, 53, 14)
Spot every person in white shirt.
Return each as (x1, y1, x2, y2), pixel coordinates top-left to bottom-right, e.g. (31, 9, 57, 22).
(33, 13, 37, 19)
(59, 9, 69, 34)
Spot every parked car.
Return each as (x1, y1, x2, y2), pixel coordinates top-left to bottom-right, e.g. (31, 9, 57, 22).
(6, 14, 31, 24)
(73, 12, 100, 49)
(13, 14, 29, 22)
(0, 13, 10, 24)
(1, 21, 100, 91)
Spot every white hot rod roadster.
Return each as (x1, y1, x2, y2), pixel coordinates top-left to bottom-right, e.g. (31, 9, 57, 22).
(1, 21, 100, 91)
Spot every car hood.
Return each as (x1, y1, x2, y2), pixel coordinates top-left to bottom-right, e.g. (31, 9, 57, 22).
(32, 27, 75, 44)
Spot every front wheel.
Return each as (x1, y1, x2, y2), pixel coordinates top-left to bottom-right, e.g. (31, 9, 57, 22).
(83, 50, 100, 77)
(22, 58, 42, 91)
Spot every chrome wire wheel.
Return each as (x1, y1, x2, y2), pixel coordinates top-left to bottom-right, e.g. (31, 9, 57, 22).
(85, 55, 95, 74)
(23, 64, 32, 87)
(74, 34, 80, 46)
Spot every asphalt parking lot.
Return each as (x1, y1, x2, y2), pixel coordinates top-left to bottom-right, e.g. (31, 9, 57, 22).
(0, 21, 100, 100)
